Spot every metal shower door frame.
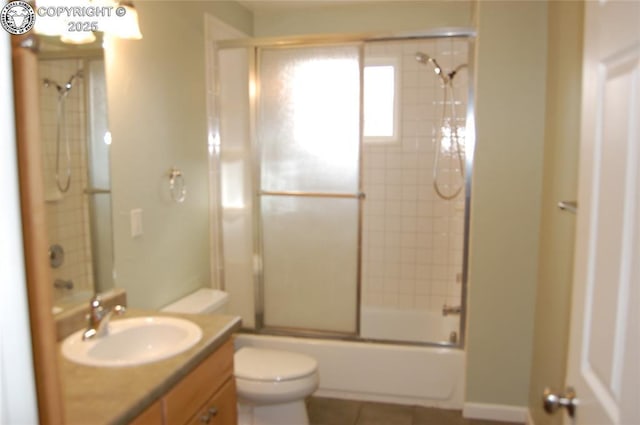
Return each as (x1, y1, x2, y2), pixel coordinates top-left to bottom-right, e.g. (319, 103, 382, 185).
(215, 27, 476, 348)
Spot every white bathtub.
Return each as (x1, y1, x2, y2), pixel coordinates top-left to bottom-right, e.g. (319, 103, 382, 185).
(360, 306, 460, 344)
(234, 332, 465, 409)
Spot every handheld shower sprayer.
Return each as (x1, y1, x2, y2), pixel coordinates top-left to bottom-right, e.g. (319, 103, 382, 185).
(415, 51, 468, 200)
(415, 52, 446, 83)
(42, 69, 84, 193)
(415, 52, 468, 85)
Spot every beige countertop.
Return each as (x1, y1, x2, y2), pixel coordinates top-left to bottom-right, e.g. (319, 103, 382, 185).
(59, 309, 242, 425)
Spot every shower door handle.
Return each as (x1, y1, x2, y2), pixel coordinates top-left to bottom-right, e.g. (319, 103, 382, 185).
(84, 187, 111, 195)
(259, 190, 365, 199)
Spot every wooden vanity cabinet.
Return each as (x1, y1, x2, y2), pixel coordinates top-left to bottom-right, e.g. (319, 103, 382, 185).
(130, 339, 237, 425)
(129, 401, 163, 425)
(184, 379, 237, 425)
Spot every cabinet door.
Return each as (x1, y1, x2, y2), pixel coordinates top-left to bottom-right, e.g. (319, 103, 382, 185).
(185, 378, 237, 425)
(129, 399, 163, 425)
(164, 340, 234, 425)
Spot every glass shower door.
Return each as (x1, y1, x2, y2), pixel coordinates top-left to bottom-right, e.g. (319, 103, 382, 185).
(258, 44, 362, 334)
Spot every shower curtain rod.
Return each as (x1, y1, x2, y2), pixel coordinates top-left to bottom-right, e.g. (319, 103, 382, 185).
(216, 27, 476, 49)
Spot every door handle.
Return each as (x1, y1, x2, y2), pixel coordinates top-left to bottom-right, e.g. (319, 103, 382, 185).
(543, 387, 578, 418)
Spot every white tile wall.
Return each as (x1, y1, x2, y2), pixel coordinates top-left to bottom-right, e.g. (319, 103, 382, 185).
(38, 59, 94, 299)
(361, 38, 468, 314)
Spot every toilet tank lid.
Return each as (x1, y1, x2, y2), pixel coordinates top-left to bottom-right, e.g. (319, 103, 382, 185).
(235, 347, 318, 382)
(161, 288, 228, 314)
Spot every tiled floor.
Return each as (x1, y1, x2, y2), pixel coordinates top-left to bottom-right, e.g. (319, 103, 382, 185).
(307, 397, 523, 425)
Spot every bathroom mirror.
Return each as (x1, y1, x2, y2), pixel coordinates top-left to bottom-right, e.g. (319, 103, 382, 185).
(37, 34, 115, 313)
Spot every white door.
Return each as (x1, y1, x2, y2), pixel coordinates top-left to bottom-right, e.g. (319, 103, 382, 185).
(562, 0, 640, 424)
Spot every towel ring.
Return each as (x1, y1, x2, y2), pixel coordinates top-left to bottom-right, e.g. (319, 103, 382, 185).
(169, 167, 187, 203)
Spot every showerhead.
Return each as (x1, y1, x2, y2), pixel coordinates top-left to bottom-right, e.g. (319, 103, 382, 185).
(415, 52, 468, 84)
(415, 51, 444, 78)
(415, 52, 429, 64)
(415, 52, 433, 66)
(64, 69, 83, 91)
(43, 69, 84, 97)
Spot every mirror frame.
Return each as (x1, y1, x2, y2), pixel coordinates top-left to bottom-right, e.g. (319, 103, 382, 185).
(12, 33, 65, 425)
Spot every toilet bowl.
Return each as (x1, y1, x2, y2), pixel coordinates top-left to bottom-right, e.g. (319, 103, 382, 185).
(235, 347, 318, 425)
(161, 288, 319, 425)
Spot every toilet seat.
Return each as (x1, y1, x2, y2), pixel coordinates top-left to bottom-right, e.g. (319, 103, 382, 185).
(235, 347, 318, 382)
(235, 374, 320, 405)
(234, 347, 319, 406)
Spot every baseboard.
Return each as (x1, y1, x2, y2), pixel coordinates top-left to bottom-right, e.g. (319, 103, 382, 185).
(313, 389, 461, 410)
(463, 403, 528, 423)
(526, 409, 536, 425)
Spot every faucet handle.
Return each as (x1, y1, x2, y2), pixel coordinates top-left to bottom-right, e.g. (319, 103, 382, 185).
(442, 304, 462, 316)
(88, 295, 104, 320)
(83, 298, 127, 341)
(89, 295, 102, 309)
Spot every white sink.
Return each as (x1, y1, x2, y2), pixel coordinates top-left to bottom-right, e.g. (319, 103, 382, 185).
(62, 316, 202, 367)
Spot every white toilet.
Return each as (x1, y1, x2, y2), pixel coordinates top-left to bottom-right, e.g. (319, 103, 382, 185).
(162, 288, 319, 425)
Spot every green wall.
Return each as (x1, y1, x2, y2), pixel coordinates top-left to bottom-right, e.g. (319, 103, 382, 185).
(466, 1, 548, 407)
(105, 1, 252, 309)
(252, 1, 472, 37)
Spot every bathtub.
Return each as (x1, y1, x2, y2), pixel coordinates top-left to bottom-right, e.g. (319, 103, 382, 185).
(234, 327, 465, 409)
(359, 306, 460, 344)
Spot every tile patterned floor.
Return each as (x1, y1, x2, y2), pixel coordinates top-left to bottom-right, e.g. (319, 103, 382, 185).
(307, 397, 523, 425)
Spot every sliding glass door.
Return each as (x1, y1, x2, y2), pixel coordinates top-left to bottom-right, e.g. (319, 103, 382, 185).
(257, 44, 363, 334)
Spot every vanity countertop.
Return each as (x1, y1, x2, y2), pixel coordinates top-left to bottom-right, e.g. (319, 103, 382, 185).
(59, 309, 242, 425)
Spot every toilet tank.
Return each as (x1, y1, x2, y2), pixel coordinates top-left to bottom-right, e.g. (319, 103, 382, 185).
(161, 288, 229, 315)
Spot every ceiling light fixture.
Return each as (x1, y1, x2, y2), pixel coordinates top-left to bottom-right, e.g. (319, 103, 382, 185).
(109, 1, 142, 40)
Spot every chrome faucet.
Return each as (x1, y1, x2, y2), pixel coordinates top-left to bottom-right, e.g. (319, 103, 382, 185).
(442, 304, 462, 316)
(82, 296, 126, 340)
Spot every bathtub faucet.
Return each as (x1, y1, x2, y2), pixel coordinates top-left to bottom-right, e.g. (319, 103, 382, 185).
(442, 304, 461, 316)
(53, 278, 74, 290)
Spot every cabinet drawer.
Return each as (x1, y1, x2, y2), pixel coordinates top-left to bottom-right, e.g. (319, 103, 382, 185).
(164, 340, 234, 425)
(185, 378, 237, 425)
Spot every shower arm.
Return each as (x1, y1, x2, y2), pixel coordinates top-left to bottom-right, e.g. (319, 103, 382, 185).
(446, 64, 468, 82)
